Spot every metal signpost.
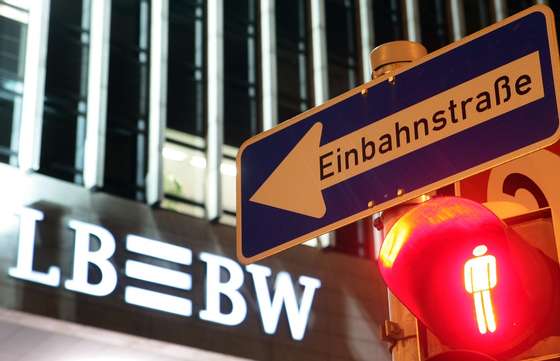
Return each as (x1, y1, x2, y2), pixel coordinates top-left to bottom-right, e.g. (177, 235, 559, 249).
(237, 6, 560, 264)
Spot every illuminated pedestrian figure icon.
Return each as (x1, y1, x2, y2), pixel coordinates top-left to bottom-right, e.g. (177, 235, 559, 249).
(464, 245, 497, 334)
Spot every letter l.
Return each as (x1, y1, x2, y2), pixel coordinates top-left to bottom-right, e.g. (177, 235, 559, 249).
(9, 207, 61, 286)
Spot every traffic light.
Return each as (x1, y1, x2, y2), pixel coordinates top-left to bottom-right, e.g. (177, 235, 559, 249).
(425, 350, 497, 361)
(378, 197, 560, 358)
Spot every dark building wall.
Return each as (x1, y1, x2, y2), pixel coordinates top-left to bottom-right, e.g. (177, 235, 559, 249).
(0, 163, 390, 361)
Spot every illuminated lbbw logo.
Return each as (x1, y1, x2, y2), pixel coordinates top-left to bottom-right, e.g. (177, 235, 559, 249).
(464, 245, 497, 334)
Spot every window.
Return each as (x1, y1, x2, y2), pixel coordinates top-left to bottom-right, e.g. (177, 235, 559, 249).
(325, 0, 361, 98)
(163, 0, 206, 212)
(506, 0, 534, 17)
(104, 0, 150, 201)
(220, 151, 237, 216)
(549, 2, 560, 40)
(275, 0, 312, 123)
(419, 0, 451, 52)
(464, 0, 492, 35)
(0, 3, 27, 165)
(162, 136, 206, 217)
(40, 0, 89, 184)
(167, 0, 204, 137)
(371, 0, 404, 46)
(223, 0, 260, 147)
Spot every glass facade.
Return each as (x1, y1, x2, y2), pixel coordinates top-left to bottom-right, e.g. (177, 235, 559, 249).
(506, 0, 536, 16)
(550, 2, 560, 39)
(0, 5, 26, 165)
(223, 0, 260, 147)
(464, 0, 493, 35)
(1, 0, 557, 222)
(276, 0, 312, 123)
(104, 0, 150, 201)
(419, 0, 451, 52)
(163, 0, 206, 211)
(371, 0, 404, 46)
(40, 0, 89, 184)
(1, 4, 560, 360)
(167, 0, 204, 137)
(325, 0, 361, 97)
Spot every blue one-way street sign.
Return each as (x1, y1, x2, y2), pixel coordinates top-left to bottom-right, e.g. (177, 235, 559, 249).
(237, 6, 560, 264)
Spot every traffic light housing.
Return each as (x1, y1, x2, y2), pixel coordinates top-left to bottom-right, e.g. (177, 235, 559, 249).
(378, 197, 560, 358)
(425, 350, 498, 361)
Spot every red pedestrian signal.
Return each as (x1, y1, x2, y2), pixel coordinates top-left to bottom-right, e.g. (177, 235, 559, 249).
(378, 197, 560, 358)
(463, 244, 497, 335)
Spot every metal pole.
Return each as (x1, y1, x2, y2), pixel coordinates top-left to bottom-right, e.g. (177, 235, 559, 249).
(310, 0, 330, 247)
(450, 0, 466, 41)
(358, 0, 374, 82)
(205, 0, 224, 221)
(492, 0, 507, 21)
(310, 0, 328, 105)
(19, 0, 50, 171)
(84, 0, 111, 189)
(261, 0, 278, 130)
(146, 0, 169, 205)
(369, 40, 428, 361)
(404, 0, 421, 42)
(370, 40, 426, 78)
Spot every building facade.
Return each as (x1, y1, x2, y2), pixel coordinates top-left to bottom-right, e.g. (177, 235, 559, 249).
(3, 0, 557, 225)
(0, 0, 558, 360)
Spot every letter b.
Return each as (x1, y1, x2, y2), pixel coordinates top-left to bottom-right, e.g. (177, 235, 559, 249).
(361, 137, 375, 162)
(64, 220, 117, 296)
(199, 252, 247, 326)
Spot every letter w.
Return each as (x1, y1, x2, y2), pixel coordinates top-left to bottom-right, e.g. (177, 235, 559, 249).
(246, 264, 321, 341)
